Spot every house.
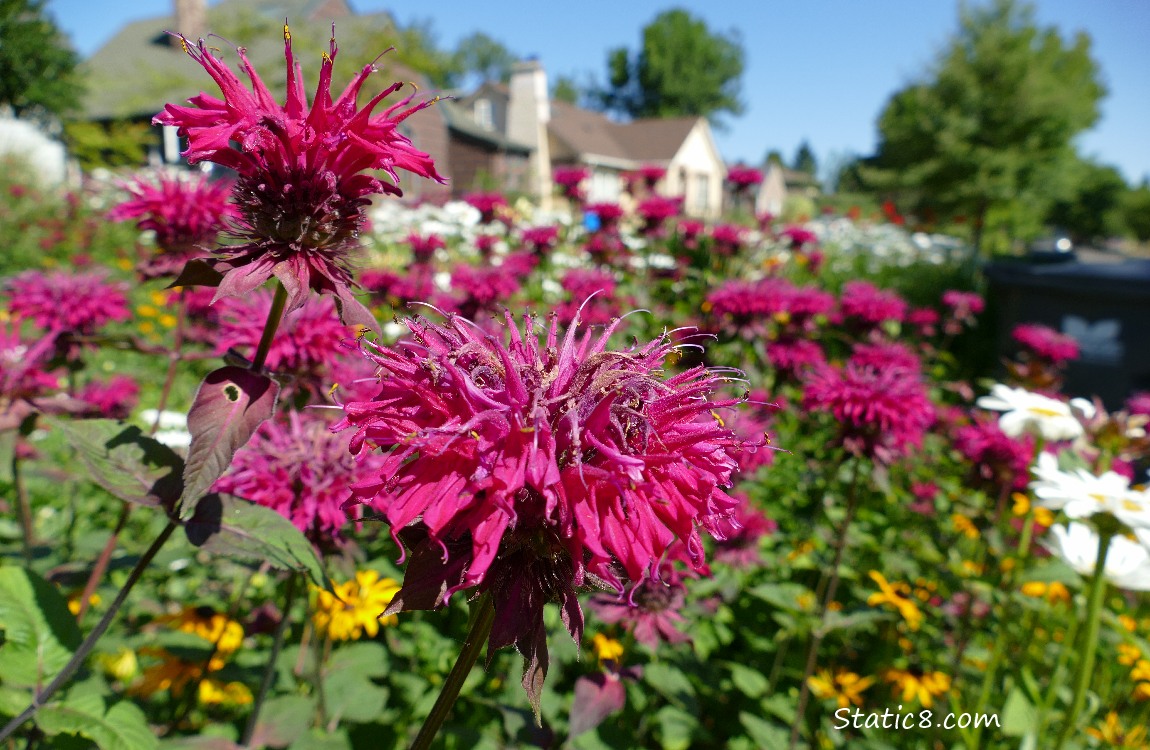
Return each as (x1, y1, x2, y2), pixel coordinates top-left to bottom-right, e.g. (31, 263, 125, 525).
(454, 62, 728, 218)
(78, 0, 453, 201)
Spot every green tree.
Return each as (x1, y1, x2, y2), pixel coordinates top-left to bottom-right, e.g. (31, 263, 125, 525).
(1045, 158, 1129, 243)
(551, 75, 582, 105)
(0, 0, 83, 119)
(596, 9, 744, 125)
(1122, 180, 1150, 243)
(792, 140, 818, 176)
(866, 0, 1105, 252)
(453, 31, 517, 84)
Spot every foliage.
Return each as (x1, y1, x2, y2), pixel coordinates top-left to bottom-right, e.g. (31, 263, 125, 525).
(452, 31, 517, 85)
(551, 75, 583, 105)
(1121, 180, 1150, 243)
(595, 9, 745, 126)
(61, 120, 152, 171)
(1044, 157, 1129, 243)
(865, 0, 1106, 252)
(0, 0, 84, 119)
(793, 140, 819, 178)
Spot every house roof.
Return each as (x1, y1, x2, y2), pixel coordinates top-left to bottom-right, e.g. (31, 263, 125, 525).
(438, 99, 531, 153)
(78, 0, 408, 121)
(547, 99, 701, 167)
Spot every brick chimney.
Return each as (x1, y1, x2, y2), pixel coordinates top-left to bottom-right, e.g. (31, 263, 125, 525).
(507, 59, 553, 208)
(173, 0, 206, 41)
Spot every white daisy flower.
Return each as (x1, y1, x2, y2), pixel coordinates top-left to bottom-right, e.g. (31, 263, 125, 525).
(1046, 523, 1150, 591)
(976, 384, 1094, 441)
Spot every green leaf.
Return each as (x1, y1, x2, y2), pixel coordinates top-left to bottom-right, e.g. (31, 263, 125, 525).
(250, 695, 315, 749)
(49, 418, 183, 509)
(747, 583, 812, 612)
(643, 663, 696, 708)
(183, 494, 329, 590)
(728, 663, 768, 698)
(1002, 686, 1038, 738)
(0, 566, 81, 688)
(324, 668, 389, 724)
(181, 367, 278, 519)
(655, 705, 698, 750)
(739, 712, 789, 748)
(39, 686, 158, 750)
(288, 728, 351, 750)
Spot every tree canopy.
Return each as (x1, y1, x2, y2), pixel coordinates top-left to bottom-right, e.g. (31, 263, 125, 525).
(452, 32, 517, 85)
(596, 9, 744, 125)
(865, 0, 1105, 251)
(0, 0, 83, 120)
(792, 141, 818, 176)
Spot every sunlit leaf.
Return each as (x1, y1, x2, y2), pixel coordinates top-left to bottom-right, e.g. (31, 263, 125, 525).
(180, 367, 278, 519)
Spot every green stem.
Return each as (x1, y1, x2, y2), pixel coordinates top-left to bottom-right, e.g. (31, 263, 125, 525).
(75, 503, 132, 624)
(0, 520, 178, 743)
(410, 595, 496, 750)
(242, 574, 299, 747)
(1054, 532, 1112, 750)
(1035, 599, 1082, 741)
(150, 290, 189, 436)
(251, 283, 289, 372)
(789, 456, 862, 750)
(11, 442, 34, 566)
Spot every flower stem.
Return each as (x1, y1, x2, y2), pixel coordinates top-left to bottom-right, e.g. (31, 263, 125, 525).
(1053, 531, 1112, 750)
(150, 289, 189, 435)
(11, 440, 34, 565)
(0, 519, 178, 743)
(410, 594, 497, 750)
(75, 503, 132, 624)
(251, 283, 289, 372)
(1035, 608, 1082, 741)
(242, 574, 299, 748)
(789, 456, 862, 750)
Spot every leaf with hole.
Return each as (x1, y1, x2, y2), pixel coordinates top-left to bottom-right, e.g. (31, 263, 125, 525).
(180, 367, 278, 519)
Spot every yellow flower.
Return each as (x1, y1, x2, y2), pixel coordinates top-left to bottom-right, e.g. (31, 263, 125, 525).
(1131, 659, 1150, 683)
(951, 514, 979, 539)
(66, 592, 101, 616)
(808, 668, 875, 709)
(313, 570, 401, 641)
(797, 591, 817, 612)
(99, 647, 138, 683)
(867, 571, 923, 631)
(1034, 507, 1054, 527)
(592, 633, 624, 666)
(158, 607, 244, 670)
(136, 304, 159, 318)
(159, 314, 178, 328)
(1119, 614, 1138, 632)
(130, 648, 204, 698)
(1119, 644, 1143, 669)
(1021, 581, 1048, 598)
(700, 301, 713, 313)
(1011, 493, 1031, 516)
(198, 678, 253, 706)
(788, 540, 815, 562)
(884, 668, 951, 707)
(960, 560, 984, 577)
(139, 321, 155, 334)
(1045, 581, 1070, 605)
(149, 290, 169, 306)
(1087, 712, 1148, 747)
(1135, 682, 1150, 702)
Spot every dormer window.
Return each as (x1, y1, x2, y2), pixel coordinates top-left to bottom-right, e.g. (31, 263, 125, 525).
(474, 98, 493, 131)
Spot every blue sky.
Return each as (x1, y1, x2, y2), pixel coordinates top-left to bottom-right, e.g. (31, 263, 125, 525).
(46, 0, 1150, 185)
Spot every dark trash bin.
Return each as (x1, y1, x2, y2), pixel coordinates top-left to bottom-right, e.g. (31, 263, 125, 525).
(985, 258, 1150, 410)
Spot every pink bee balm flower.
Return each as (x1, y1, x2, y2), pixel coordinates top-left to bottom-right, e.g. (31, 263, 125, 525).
(5, 271, 129, 336)
(1, 323, 60, 401)
(710, 223, 746, 256)
(404, 233, 445, 264)
(78, 375, 140, 419)
(726, 164, 763, 190)
(520, 225, 560, 255)
(711, 493, 777, 568)
(154, 25, 445, 329)
(108, 172, 238, 277)
(557, 269, 621, 326)
(839, 280, 907, 328)
(1012, 323, 1079, 365)
(336, 308, 748, 702)
(803, 362, 935, 463)
(214, 412, 385, 548)
(779, 225, 818, 248)
(463, 191, 508, 224)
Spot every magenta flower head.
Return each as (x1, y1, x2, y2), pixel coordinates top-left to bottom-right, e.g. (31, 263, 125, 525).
(636, 195, 681, 238)
(154, 25, 446, 328)
(5, 271, 129, 357)
(839, 280, 907, 333)
(710, 223, 746, 256)
(215, 412, 384, 549)
(463, 191, 509, 225)
(1011, 323, 1079, 365)
(108, 172, 239, 278)
(405, 233, 446, 264)
(336, 307, 748, 705)
(802, 362, 934, 463)
(726, 164, 763, 192)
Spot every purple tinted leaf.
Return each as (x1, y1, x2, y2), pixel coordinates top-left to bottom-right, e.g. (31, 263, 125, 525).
(180, 366, 278, 518)
(569, 673, 626, 738)
(167, 259, 224, 289)
(382, 530, 470, 616)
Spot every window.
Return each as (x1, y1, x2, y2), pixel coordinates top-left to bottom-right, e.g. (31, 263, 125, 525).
(474, 98, 493, 131)
(695, 173, 710, 213)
